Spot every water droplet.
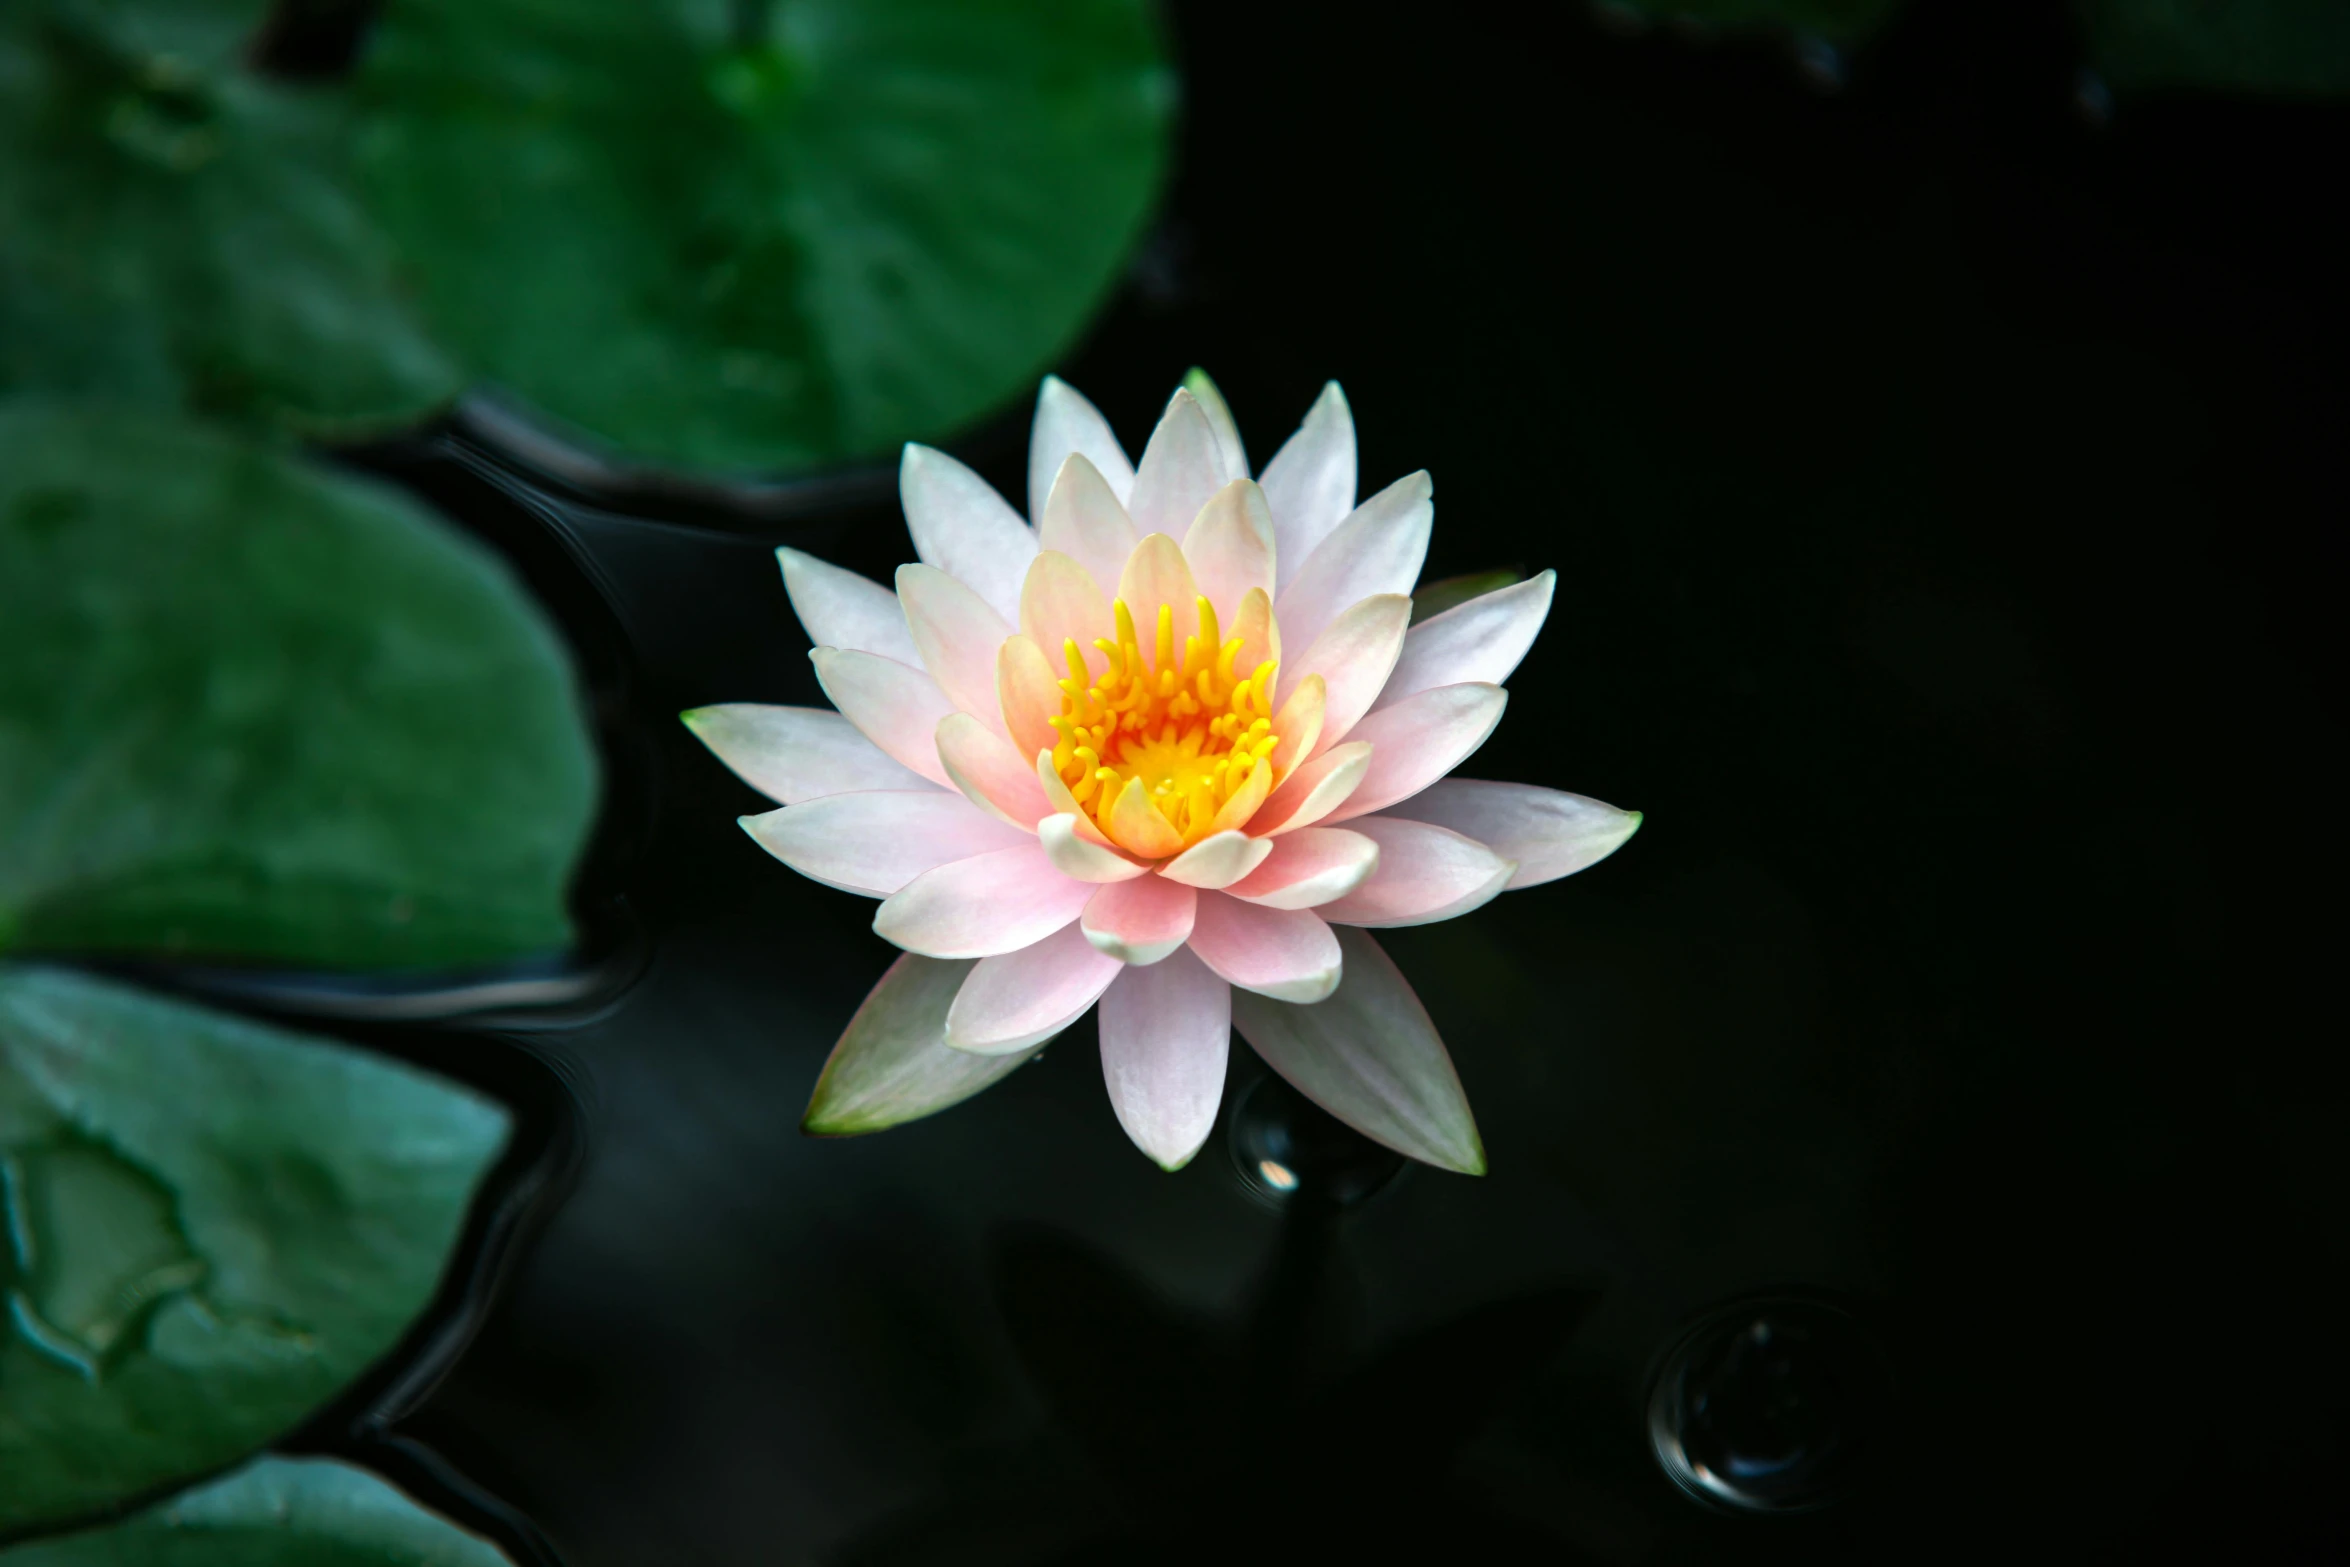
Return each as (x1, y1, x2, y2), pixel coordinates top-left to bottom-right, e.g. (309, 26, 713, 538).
(1225, 1072, 1403, 1209)
(1646, 1297, 1886, 1512)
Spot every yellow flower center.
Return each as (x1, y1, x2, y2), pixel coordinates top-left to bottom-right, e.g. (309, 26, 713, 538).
(1049, 595, 1279, 852)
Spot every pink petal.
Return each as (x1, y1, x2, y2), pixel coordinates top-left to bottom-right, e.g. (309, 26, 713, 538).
(1323, 684, 1507, 824)
(1230, 928, 1484, 1175)
(1274, 471, 1434, 655)
(1226, 827, 1380, 910)
(1380, 779, 1643, 889)
(1182, 369, 1250, 479)
(1277, 593, 1410, 753)
(741, 790, 1027, 897)
(1313, 817, 1512, 927)
(1260, 383, 1356, 588)
(1128, 389, 1230, 541)
(1185, 893, 1342, 1002)
(1039, 454, 1140, 599)
(1039, 813, 1148, 882)
(682, 704, 928, 804)
(897, 564, 1013, 739)
(1267, 675, 1326, 774)
(1020, 550, 1112, 682)
(810, 648, 956, 788)
(1116, 531, 1201, 622)
(1181, 479, 1275, 612)
(1028, 375, 1134, 522)
(803, 954, 1034, 1136)
(1098, 950, 1232, 1170)
(777, 547, 919, 665)
(1081, 876, 1198, 965)
(935, 713, 1051, 829)
(1158, 830, 1275, 889)
(1253, 741, 1372, 836)
(944, 923, 1122, 1054)
(874, 841, 1093, 958)
(997, 635, 1062, 761)
(899, 444, 1036, 623)
(1375, 571, 1556, 713)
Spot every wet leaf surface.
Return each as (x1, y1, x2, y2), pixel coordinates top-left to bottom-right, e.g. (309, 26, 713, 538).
(353, 0, 1172, 474)
(0, 404, 596, 969)
(0, 967, 509, 1538)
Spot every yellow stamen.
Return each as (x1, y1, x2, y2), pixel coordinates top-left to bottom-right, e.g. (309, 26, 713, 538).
(1044, 591, 1284, 852)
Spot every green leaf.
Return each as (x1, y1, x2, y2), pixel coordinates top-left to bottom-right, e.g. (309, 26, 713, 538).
(0, 403, 597, 969)
(2078, 0, 2350, 97)
(1229, 928, 1486, 1176)
(803, 953, 1039, 1135)
(0, 1455, 516, 1565)
(1409, 569, 1523, 626)
(1600, 0, 1906, 43)
(0, 0, 462, 438)
(352, 0, 1174, 473)
(0, 966, 510, 1536)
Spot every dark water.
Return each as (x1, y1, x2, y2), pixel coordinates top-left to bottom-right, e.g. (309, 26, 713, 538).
(279, 2, 2346, 1560)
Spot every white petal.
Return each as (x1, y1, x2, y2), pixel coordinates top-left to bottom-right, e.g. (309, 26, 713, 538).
(1323, 684, 1507, 824)
(1275, 471, 1433, 655)
(1181, 479, 1276, 613)
(740, 791, 1027, 897)
(1225, 827, 1381, 910)
(1375, 571, 1555, 713)
(1081, 875, 1198, 965)
(777, 547, 919, 665)
(1098, 950, 1232, 1170)
(1039, 813, 1150, 882)
(1230, 927, 1484, 1174)
(1127, 388, 1230, 541)
(809, 648, 956, 788)
(1380, 780, 1643, 889)
(1028, 375, 1134, 523)
(1276, 592, 1410, 753)
(1038, 455, 1139, 601)
(803, 954, 1033, 1135)
(1158, 830, 1276, 889)
(900, 444, 1036, 623)
(1260, 382, 1355, 589)
(897, 564, 1013, 738)
(1182, 367, 1250, 479)
(1312, 816, 1513, 927)
(944, 924, 1121, 1055)
(874, 841, 1093, 958)
(682, 704, 929, 804)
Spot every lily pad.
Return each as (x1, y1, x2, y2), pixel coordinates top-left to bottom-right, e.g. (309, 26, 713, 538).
(352, 0, 1174, 473)
(0, 0, 461, 437)
(2077, 0, 2350, 97)
(0, 1454, 515, 1565)
(0, 966, 509, 1537)
(0, 404, 596, 969)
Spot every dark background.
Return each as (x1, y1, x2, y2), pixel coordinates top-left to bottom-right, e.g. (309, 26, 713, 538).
(352, 0, 2347, 1560)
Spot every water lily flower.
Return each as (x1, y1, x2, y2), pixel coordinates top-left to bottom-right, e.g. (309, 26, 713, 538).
(685, 373, 1639, 1174)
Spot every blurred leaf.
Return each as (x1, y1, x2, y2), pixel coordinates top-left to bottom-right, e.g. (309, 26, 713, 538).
(1600, 0, 1905, 43)
(0, 0, 461, 438)
(2078, 0, 2350, 96)
(352, 0, 1174, 473)
(0, 1454, 516, 1564)
(0, 966, 509, 1537)
(0, 404, 596, 968)
(1409, 569, 1523, 626)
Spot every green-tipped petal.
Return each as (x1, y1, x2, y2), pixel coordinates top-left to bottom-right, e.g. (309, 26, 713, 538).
(1380, 781, 1642, 890)
(1229, 927, 1485, 1175)
(802, 954, 1036, 1136)
(1182, 367, 1250, 480)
